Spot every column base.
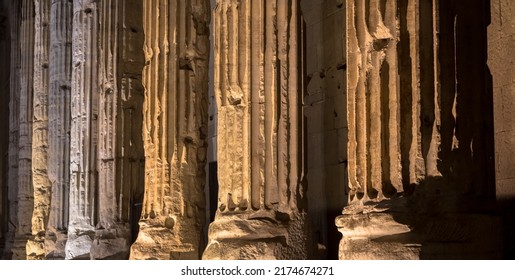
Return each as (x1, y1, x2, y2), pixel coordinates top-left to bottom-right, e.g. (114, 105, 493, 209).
(44, 228, 67, 259)
(336, 200, 503, 259)
(11, 235, 30, 260)
(203, 211, 313, 260)
(1, 231, 14, 259)
(26, 237, 45, 260)
(65, 225, 95, 260)
(336, 213, 420, 260)
(129, 221, 198, 260)
(90, 226, 131, 260)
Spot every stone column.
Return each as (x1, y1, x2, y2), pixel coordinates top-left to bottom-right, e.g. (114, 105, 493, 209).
(345, 0, 409, 208)
(0, 1, 11, 258)
(203, 0, 312, 260)
(129, 0, 210, 260)
(66, 0, 99, 260)
(45, 0, 73, 260)
(490, 0, 515, 257)
(3, 0, 20, 260)
(91, 0, 145, 260)
(338, 0, 497, 260)
(26, 0, 51, 260)
(12, 0, 35, 260)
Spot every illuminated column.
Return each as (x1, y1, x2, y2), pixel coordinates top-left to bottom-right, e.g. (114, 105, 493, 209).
(203, 0, 312, 260)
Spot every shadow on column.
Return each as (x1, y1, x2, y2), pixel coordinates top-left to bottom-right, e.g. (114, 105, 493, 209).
(0, 0, 10, 259)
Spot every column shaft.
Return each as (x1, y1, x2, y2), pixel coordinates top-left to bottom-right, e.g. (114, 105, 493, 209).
(66, 0, 99, 260)
(204, 0, 311, 260)
(130, 0, 210, 260)
(46, 0, 73, 260)
(27, 0, 51, 260)
(12, 0, 35, 260)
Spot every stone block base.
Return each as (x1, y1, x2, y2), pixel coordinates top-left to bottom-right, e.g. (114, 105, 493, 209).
(130, 225, 197, 260)
(203, 211, 313, 260)
(90, 228, 131, 260)
(26, 239, 45, 260)
(45, 229, 67, 259)
(336, 210, 502, 260)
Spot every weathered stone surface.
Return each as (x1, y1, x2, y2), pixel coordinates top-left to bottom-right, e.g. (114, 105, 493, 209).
(46, 0, 72, 260)
(66, 0, 99, 259)
(91, 0, 145, 260)
(0, 0, 10, 259)
(336, 209, 502, 260)
(3, 0, 20, 260)
(0, 0, 512, 261)
(129, 0, 210, 260)
(338, 0, 498, 259)
(27, 0, 51, 260)
(90, 228, 131, 260)
(204, 212, 311, 260)
(66, 0, 145, 260)
(203, 0, 313, 260)
(66, 232, 94, 260)
(12, 0, 35, 260)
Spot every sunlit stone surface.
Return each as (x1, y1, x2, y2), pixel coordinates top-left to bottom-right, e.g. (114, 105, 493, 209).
(0, 0, 512, 260)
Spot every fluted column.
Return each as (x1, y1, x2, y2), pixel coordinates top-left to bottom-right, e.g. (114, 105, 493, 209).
(12, 0, 35, 260)
(0, 1, 11, 259)
(3, 0, 21, 260)
(26, 0, 51, 260)
(203, 0, 311, 260)
(45, 0, 72, 260)
(346, 0, 408, 207)
(66, 0, 98, 260)
(338, 0, 496, 260)
(129, 0, 210, 260)
(91, 0, 145, 260)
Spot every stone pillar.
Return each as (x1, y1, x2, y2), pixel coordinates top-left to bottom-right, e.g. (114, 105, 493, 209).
(338, 0, 498, 260)
(0, 1, 11, 258)
(45, 0, 73, 260)
(66, 0, 99, 260)
(203, 0, 312, 260)
(129, 0, 210, 260)
(26, 0, 51, 260)
(12, 0, 35, 260)
(490, 0, 515, 258)
(61, 0, 144, 260)
(3, 0, 20, 260)
(91, 0, 145, 260)
(345, 0, 407, 208)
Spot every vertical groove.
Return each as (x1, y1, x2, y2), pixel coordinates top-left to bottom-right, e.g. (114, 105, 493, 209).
(241, 0, 251, 210)
(356, 0, 368, 198)
(367, 0, 383, 198)
(288, 0, 299, 210)
(347, 0, 360, 200)
(407, 0, 425, 185)
(277, 0, 289, 209)
(429, 0, 442, 178)
(264, 0, 278, 208)
(385, 0, 402, 193)
(250, 0, 264, 210)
